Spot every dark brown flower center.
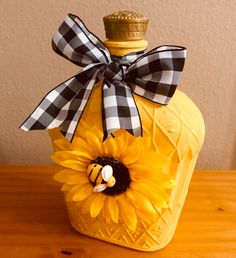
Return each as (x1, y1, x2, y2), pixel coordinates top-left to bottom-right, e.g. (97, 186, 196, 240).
(91, 156, 131, 196)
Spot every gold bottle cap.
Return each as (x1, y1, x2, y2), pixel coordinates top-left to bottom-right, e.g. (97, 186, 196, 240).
(103, 11, 149, 41)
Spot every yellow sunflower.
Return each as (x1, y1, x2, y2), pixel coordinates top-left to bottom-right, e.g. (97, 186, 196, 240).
(51, 127, 176, 231)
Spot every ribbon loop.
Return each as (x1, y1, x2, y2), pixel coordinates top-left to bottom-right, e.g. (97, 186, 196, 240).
(52, 14, 110, 67)
(20, 14, 187, 142)
(126, 45, 187, 105)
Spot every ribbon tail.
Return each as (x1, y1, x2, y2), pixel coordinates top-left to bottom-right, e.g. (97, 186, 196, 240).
(20, 65, 101, 142)
(102, 80, 142, 140)
(60, 69, 100, 141)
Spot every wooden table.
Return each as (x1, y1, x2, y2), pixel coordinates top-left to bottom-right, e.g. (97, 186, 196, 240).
(0, 166, 235, 258)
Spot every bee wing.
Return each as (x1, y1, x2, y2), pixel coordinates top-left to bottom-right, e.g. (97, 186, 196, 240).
(93, 184, 107, 192)
(101, 165, 113, 182)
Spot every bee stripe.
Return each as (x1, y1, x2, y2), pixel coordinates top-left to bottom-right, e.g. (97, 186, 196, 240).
(88, 168, 93, 178)
(95, 167, 102, 184)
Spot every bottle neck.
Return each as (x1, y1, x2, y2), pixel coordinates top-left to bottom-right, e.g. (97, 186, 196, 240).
(104, 39, 148, 56)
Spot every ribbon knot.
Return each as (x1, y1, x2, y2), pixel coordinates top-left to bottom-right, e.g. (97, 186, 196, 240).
(20, 13, 187, 142)
(104, 61, 124, 84)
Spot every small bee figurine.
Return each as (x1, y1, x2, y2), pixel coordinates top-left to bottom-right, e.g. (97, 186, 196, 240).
(87, 164, 116, 192)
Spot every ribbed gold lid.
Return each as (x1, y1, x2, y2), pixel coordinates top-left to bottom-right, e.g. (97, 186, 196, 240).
(103, 11, 148, 41)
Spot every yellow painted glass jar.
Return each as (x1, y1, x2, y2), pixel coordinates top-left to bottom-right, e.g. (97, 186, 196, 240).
(49, 11, 205, 251)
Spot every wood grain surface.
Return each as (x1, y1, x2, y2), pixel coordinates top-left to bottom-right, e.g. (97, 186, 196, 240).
(0, 166, 235, 258)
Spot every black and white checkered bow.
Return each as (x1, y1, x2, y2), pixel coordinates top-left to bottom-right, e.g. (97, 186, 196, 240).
(20, 13, 187, 142)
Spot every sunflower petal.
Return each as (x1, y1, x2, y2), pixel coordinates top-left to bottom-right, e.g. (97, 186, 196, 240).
(89, 126, 104, 141)
(117, 195, 137, 231)
(53, 170, 68, 183)
(129, 136, 143, 146)
(111, 129, 126, 138)
(55, 168, 81, 176)
(137, 152, 170, 168)
(159, 179, 177, 189)
(153, 201, 169, 209)
(130, 165, 176, 190)
(113, 137, 125, 158)
(131, 181, 170, 209)
(112, 129, 129, 151)
(54, 169, 87, 185)
(53, 139, 73, 151)
(129, 164, 154, 181)
(75, 200, 83, 209)
(145, 180, 170, 199)
(126, 189, 157, 215)
(60, 184, 71, 191)
(56, 160, 87, 171)
(125, 131, 137, 145)
(107, 196, 119, 223)
(89, 193, 105, 218)
(103, 137, 118, 157)
(85, 131, 104, 155)
(48, 128, 64, 140)
(81, 194, 95, 214)
(74, 150, 94, 160)
(143, 136, 152, 151)
(72, 184, 93, 202)
(104, 198, 112, 224)
(65, 185, 81, 202)
(52, 151, 91, 163)
(72, 137, 96, 157)
(135, 208, 157, 224)
(131, 180, 169, 202)
(65, 173, 88, 185)
(121, 144, 144, 166)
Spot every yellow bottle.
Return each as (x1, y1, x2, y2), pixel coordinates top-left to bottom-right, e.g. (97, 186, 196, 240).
(49, 11, 205, 251)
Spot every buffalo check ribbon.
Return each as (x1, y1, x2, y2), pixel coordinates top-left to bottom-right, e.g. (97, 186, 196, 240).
(20, 13, 187, 142)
